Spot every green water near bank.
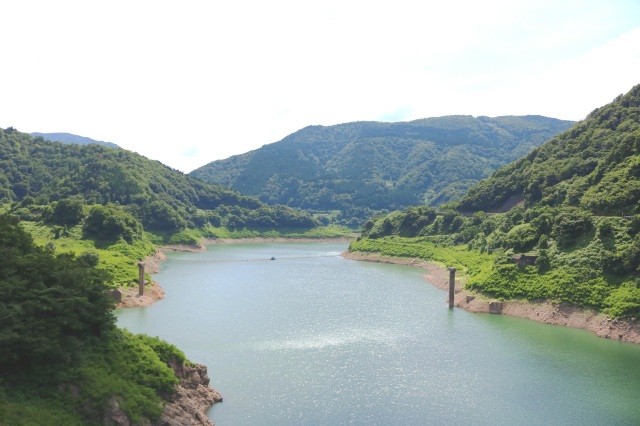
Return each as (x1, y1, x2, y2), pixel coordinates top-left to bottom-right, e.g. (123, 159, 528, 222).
(117, 242, 640, 425)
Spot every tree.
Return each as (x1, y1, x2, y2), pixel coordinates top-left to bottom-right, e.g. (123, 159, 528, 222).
(47, 196, 85, 226)
(0, 215, 114, 371)
(552, 207, 593, 247)
(83, 204, 143, 243)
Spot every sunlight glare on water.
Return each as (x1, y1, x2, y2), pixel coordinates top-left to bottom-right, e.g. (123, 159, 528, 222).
(117, 242, 640, 425)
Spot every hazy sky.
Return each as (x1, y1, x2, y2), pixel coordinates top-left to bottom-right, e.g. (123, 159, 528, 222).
(2, 1, 639, 172)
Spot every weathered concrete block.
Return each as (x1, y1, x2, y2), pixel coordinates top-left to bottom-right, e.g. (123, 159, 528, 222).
(107, 289, 122, 303)
(489, 301, 503, 314)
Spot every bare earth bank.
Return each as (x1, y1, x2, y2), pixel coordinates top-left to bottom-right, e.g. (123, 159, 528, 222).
(341, 251, 640, 345)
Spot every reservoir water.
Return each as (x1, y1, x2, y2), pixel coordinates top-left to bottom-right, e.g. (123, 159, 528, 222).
(116, 242, 640, 425)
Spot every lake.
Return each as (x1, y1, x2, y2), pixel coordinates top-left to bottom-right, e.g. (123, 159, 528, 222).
(116, 242, 640, 425)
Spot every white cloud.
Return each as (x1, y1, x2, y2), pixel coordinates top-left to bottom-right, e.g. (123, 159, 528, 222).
(1, 0, 639, 172)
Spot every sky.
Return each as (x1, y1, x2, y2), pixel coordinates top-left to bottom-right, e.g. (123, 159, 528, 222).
(1, 0, 640, 173)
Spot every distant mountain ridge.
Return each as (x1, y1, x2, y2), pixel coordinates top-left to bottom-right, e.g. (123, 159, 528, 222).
(190, 115, 574, 226)
(31, 132, 120, 149)
(1, 127, 318, 233)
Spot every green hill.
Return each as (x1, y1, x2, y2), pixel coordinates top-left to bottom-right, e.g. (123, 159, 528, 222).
(190, 116, 573, 226)
(350, 85, 640, 318)
(458, 88, 640, 215)
(1, 127, 319, 234)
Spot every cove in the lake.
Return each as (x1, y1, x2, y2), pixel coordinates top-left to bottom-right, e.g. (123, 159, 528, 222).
(117, 242, 640, 425)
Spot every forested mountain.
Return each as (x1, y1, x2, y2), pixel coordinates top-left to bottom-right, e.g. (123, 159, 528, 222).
(31, 132, 120, 149)
(458, 87, 640, 215)
(1, 127, 318, 233)
(191, 116, 573, 226)
(352, 85, 640, 318)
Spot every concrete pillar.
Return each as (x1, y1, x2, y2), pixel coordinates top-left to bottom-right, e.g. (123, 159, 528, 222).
(138, 262, 145, 296)
(448, 267, 456, 308)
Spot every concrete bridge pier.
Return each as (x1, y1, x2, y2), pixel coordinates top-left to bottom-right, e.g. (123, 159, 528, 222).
(448, 267, 456, 308)
(138, 262, 146, 296)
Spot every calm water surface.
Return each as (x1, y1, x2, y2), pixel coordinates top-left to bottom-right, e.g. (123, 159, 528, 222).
(116, 242, 640, 425)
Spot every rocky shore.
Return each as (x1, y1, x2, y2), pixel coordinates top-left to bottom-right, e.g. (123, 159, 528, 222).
(115, 244, 221, 425)
(101, 360, 222, 426)
(342, 250, 640, 344)
(159, 361, 223, 426)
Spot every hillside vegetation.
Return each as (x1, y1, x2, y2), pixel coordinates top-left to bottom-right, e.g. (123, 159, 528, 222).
(1, 128, 319, 234)
(0, 128, 340, 288)
(191, 116, 573, 226)
(458, 88, 640, 215)
(351, 85, 640, 318)
(0, 215, 196, 424)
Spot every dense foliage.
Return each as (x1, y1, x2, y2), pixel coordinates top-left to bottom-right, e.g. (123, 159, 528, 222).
(0, 127, 319, 233)
(458, 85, 640, 215)
(353, 85, 640, 318)
(191, 116, 573, 225)
(0, 215, 114, 371)
(0, 215, 195, 423)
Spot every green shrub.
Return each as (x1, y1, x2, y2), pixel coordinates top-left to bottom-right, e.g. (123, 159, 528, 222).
(0, 215, 114, 371)
(503, 223, 538, 252)
(552, 207, 593, 247)
(47, 197, 85, 226)
(83, 204, 143, 244)
(603, 283, 640, 318)
(168, 229, 202, 245)
(78, 330, 178, 423)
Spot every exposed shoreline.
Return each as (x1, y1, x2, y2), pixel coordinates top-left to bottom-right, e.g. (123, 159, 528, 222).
(115, 239, 639, 422)
(115, 243, 222, 425)
(119, 239, 640, 344)
(342, 250, 640, 345)
(203, 236, 355, 245)
(116, 245, 205, 308)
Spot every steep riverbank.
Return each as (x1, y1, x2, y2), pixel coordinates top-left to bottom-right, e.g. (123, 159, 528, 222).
(159, 361, 223, 426)
(342, 251, 640, 344)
